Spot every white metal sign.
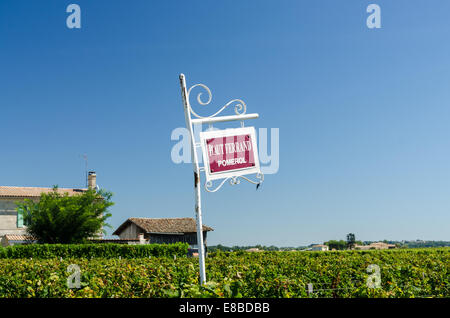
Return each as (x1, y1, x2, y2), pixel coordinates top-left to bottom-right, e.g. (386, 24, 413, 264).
(200, 127, 261, 182)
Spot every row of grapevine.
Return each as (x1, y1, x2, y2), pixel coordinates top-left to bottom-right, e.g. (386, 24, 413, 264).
(0, 248, 448, 297)
(0, 243, 188, 259)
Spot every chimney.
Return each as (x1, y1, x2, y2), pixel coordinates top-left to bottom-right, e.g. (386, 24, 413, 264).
(88, 171, 97, 189)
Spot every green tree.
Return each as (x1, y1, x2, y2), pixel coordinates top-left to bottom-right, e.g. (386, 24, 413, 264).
(346, 233, 356, 249)
(18, 187, 113, 244)
(325, 240, 347, 250)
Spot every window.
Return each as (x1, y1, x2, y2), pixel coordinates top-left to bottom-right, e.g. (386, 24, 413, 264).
(17, 207, 24, 228)
(16, 207, 30, 228)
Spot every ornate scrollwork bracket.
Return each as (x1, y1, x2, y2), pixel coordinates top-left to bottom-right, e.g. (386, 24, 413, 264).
(187, 83, 247, 119)
(204, 173, 264, 193)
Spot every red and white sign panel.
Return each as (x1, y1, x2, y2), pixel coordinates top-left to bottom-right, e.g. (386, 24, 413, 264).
(200, 127, 261, 181)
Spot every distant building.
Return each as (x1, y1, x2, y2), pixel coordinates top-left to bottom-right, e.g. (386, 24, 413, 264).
(245, 248, 263, 252)
(354, 242, 396, 250)
(311, 244, 329, 251)
(112, 217, 214, 251)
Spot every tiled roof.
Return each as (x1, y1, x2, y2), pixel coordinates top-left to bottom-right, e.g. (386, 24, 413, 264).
(88, 238, 139, 242)
(3, 234, 36, 241)
(0, 236, 138, 243)
(0, 186, 86, 198)
(113, 217, 214, 236)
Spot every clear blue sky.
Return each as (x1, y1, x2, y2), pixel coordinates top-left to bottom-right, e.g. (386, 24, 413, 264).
(1, 1, 449, 246)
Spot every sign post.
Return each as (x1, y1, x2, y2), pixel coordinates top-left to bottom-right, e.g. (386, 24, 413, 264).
(179, 74, 264, 285)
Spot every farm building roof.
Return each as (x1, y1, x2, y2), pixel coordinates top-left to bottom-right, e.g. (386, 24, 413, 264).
(113, 217, 214, 236)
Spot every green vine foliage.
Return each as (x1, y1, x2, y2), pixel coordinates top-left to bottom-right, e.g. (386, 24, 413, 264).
(0, 248, 448, 298)
(0, 243, 189, 259)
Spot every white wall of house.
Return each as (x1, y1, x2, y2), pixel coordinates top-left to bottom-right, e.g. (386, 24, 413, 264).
(0, 198, 27, 237)
(311, 245, 329, 251)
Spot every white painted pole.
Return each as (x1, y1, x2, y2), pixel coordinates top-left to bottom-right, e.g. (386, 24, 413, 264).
(307, 283, 313, 295)
(179, 74, 207, 285)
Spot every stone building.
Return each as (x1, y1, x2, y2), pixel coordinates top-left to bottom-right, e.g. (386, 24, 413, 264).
(0, 171, 97, 238)
(354, 242, 397, 250)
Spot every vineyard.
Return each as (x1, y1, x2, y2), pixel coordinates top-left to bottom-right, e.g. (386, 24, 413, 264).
(0, 248, 449, 298)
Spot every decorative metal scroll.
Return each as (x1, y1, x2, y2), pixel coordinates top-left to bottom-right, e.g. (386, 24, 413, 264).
(187, 84, 247, 119)
(204, 173, 264, 193)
